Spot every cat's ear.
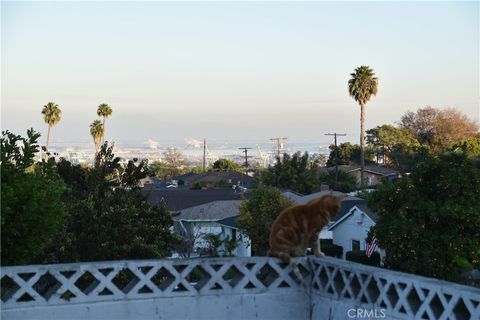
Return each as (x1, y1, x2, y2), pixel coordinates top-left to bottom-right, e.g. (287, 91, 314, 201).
(335, 194, 346, 201)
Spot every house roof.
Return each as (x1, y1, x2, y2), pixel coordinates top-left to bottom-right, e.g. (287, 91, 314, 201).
(328, 205, 377, 230)
(175, 200, 243, 221)
(288, 190, 362, 205)
(330, 200, 374, 222)
(173, 171, 256, 185)
(327, 165, 399, 177)
(215, 215, 239, 229)
(144, 188, 246, 212)
(282, 191, 303, 202)
(282, 190, 377, 224)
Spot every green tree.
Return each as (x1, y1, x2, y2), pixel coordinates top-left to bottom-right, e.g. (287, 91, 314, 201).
(97, 103, 113, 143)
(223, 235, 239, 257)
(149, 160, 188, 179)
(212, 158, 242, 172)
(237, 186, 294, 255)
(41, 102, 62, 152)
(451, 134, 480, 159)
(326, 142, 376, 166)
(318, 170, 357, 193)
(202, 233, 224, 257)
(366, 124, 420, 170)
(368, 153, 480, 282)
(262, 152, 320, 194)
(1, 130, 67, 265)
(89, 120, 104, 154)
(348, 66, 379, 188)
(44, 143, 178, 263)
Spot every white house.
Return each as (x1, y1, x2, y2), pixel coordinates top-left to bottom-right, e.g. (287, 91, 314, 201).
(328, 205, 378, 259)
(173, 200, 251, 257)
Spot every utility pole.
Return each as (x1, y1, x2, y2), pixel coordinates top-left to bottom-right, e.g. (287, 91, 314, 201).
(270, 137, 287, 159)
(238, 147, 252, 176)
(325, 133, 346, 190)
(203, 139, 206, 173)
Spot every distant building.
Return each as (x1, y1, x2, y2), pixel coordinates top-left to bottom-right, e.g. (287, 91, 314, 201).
(324, 165, 399, 187)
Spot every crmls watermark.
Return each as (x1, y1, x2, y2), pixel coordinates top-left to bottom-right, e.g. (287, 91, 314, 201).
(347, 308, 386, 319)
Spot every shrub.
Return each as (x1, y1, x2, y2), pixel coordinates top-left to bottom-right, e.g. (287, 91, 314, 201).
(346, 250, 380, 267)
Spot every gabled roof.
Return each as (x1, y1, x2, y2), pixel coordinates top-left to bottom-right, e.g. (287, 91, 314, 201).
(330, 200, 370, 222)
(175, 200, 242, 221)
(216, 215, 239, 229)
(287, 190, 362, 205)
(328, 205, 377, 231)
(173, 171, 256, 185)
(144, 188, 246, 212)
(327, 165, 399, 177)
(282, 190, 377, 224)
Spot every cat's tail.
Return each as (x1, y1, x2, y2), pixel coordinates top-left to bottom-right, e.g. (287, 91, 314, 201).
(274, 252, 304, 284)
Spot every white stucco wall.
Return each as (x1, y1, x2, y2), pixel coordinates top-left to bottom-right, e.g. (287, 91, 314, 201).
(330, 208, 376, 259)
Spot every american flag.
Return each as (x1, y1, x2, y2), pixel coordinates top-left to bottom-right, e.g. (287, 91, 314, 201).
(366, 237, 378, 258)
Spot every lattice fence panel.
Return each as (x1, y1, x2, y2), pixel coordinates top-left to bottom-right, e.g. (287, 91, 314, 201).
(1, 257, 309, 309)
(309, 257, 480, 320)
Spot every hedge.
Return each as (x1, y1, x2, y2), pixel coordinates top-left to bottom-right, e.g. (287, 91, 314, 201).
(346, 250, 381, 266)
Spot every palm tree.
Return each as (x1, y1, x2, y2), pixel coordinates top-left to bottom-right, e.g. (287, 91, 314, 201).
(90, 120, 104, 154)
(41, 102, 62, 152)
(348, 66, 378, 189)
(97, 103, 112, 143)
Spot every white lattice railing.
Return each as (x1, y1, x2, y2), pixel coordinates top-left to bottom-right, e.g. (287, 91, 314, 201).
(0, 257, 310, 309)
(309, 257, 480, 320)
(1, 256, 479, 320)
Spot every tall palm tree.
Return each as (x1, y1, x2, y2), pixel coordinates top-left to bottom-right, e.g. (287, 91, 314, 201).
(97, 103, 112, 143)
(348, 66, 378, 189)
(90, 120, 104, 154)
(41, 102, 62, 152)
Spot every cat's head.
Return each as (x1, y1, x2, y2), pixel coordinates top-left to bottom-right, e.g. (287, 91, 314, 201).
(321, 194, 345, 217)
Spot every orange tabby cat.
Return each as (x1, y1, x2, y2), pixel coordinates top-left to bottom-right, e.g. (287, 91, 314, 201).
(268, 194, 343, 280)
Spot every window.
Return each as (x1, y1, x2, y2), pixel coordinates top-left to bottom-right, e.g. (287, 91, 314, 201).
(232, 229, 237, 240)
(352, 240, 360, 251)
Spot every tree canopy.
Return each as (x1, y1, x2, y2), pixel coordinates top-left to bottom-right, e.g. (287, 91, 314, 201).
(1, 130, 67, 265)
(212, 158, 243, 172)
(261, 152, 321, 194)
(89, 120, 104, 153)
(366, 124, 420, 170)
(348, 66, 378, 107)
(43, 143, 178, 263)
(237, 186, 294, 255)
(400, 106, 478, 155)
(41, 102, 62, 150)
(367, 153, 480, 282)
(326, 142, 375, 167)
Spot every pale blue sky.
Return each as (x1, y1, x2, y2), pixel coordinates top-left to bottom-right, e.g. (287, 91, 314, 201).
(2, 1, 479, 146)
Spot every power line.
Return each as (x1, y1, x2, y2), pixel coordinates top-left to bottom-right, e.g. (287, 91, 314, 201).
(324, 133, 346, 190)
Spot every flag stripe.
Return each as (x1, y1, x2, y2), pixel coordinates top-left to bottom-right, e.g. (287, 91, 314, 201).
(366, 237, 378, 257)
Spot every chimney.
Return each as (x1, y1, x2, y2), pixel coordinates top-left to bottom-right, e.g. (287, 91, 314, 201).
(320, 184, 330, 191)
